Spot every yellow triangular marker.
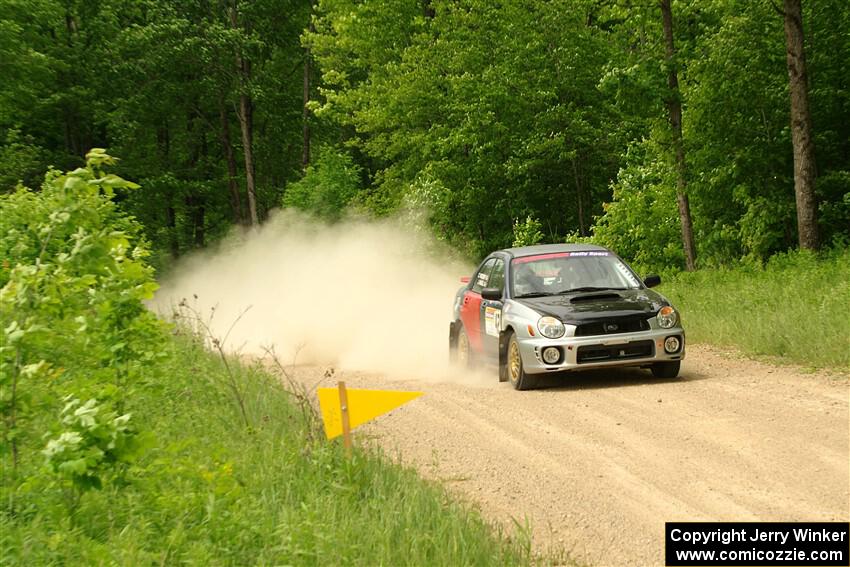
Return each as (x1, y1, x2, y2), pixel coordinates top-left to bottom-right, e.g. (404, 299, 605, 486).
(317, 387, 423, 440)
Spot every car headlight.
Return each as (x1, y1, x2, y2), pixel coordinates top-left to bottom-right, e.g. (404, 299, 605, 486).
(657, 306, 678, 329)
(537, 316, 565, 339)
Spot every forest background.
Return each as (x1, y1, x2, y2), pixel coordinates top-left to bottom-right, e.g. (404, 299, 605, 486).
(2, 0, 848, 273)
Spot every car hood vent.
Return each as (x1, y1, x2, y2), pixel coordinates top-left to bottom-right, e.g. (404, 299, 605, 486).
(569, 292, 622, 302)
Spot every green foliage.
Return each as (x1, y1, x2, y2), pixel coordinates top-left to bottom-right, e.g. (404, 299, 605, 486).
(43, 397, 148, 492)
(682, 0, 796, 261)
(817, 171, 850, 248)
(512, 216, 545, 247)
(661, 249, 850, 369)
(282, 146, 363, 221)
(308, 0, 628, 257)
(0, 129, 46, 190)
(0, 0, 315, 262)
(590, 139, 684, 274)
(1, 151, 163, 505)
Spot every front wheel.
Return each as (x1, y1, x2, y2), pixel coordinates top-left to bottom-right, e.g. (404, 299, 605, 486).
(651, 360, 681, 378)
(506, 333, 537, 390)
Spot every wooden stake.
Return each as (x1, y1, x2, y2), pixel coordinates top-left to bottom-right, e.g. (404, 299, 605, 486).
(338, 381, 352, 455)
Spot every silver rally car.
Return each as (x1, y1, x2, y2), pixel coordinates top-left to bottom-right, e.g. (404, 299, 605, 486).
(449, 244, 685, 390)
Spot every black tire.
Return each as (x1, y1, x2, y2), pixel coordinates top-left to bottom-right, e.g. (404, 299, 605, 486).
(506, 333, 537, 390)
(451, 324, 474, 368)
(651, 360, 681, 378)
(449, 324, 458, 363)
(498, 349, 509, 382)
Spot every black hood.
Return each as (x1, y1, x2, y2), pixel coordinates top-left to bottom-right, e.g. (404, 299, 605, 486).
(515, 288, 667, 325)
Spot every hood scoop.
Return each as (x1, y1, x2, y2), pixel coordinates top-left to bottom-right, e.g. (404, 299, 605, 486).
(569, 292, 623, 303)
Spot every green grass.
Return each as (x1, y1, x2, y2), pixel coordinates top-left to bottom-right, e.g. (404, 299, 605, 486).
(659, 248, 850, 370)
(1, 332, 537, 566)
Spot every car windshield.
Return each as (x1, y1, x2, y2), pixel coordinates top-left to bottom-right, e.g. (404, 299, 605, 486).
(510, 252, 642, 297)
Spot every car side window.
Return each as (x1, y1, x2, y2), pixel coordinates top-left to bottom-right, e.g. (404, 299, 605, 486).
(488, 259, 505, 294)
(472, 259, 496, 293)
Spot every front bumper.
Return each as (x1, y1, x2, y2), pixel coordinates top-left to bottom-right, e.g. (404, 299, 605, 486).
(517, 328, 685, 374)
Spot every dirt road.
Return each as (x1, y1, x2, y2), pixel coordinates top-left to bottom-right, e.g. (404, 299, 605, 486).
(293, 344, 849, 566)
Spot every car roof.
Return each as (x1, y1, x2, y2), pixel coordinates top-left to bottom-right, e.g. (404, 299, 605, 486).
(500, 243, 611, 258)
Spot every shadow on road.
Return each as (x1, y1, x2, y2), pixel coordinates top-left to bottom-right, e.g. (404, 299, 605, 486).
(532, 366, 709, 392)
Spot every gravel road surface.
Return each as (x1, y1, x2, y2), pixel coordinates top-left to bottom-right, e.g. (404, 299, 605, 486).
(292, 344, 849, 566)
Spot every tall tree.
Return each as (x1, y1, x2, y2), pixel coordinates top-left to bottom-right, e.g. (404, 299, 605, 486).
(231, 0, 259, 226)
(219, 100, 245, 224)
(782, 0, 819, 250)
(660, 0, 697, 271)
(302, 51, 311, 170)
(308, 0, 626, 255)
(302, 10, 315, 171)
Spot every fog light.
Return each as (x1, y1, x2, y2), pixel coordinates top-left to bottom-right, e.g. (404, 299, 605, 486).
(542, 347, 560, 364)
(664, 336, 681, 353)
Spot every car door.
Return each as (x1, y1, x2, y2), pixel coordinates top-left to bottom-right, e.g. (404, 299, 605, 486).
(460, 258, 495, 354)
(480, 257, 506, 358)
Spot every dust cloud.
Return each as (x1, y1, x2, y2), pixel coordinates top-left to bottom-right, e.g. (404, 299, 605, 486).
(153, 209, 480, 381)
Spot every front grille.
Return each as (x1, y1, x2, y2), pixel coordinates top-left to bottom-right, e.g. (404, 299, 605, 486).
(576, 340, 654, 364)
(574, 317, 650, 337)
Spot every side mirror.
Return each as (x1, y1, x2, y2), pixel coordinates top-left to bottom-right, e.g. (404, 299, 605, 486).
(644, 274, 661, 288)
(481, 287, 503, 301)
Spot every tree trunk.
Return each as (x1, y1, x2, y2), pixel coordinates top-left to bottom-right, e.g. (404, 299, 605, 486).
(237, 91, 258, 225)
(783, 0, 819, 250)
(219, 100, 244, 224)
(156, 124, 179, 259)
(302, 44, 312, 170)
(660, 0, 697, 271)
(571, 158, 586, 236)
(423, 0, 435, 19)
(165, 203, 179, 259)
(184, 113, 206, 249)
(231, 0, 259, 226)
(193, 200, 205, 247)
(63, 11, 81, 158)
(195, 129, 207, 247)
